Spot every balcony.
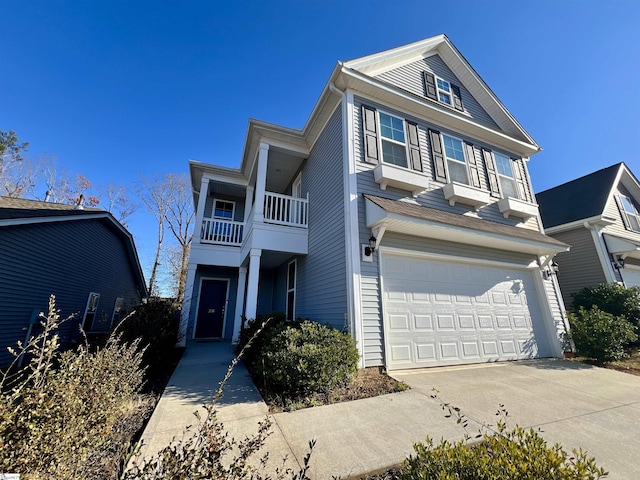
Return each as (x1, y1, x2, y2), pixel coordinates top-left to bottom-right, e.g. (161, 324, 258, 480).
(199, 191, 308, 247)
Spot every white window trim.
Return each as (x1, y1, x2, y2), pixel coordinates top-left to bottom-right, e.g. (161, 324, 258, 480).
(442, 133, 470, 184)
(82, 292, 100, 330)
(494, 152, 519, 199)
(292, 172, 302, 198)
(286, 259, 297, 320)
(377, 110, 409, 169)
(621, 195, 640, 232)
(110, 297, 124, 327)
(213, 198, 236, 220)
(436, 76, 452, 105)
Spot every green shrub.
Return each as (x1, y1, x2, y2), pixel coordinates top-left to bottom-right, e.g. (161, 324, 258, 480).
(572, 283, 640, 328)
(257, 320, 359, 396)
(568, 306, 637, 362)
(401, 423, 606, 479)
(117, 298, 180, 377)
(0, 295, 152, 479)
(234, 311, 288, 366)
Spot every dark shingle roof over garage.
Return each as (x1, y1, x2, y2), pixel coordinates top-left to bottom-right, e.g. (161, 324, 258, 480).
(0, 197, 104, 220)
(536, 163, 622, 229)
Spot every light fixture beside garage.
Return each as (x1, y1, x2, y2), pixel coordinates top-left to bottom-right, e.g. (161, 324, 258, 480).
(542, 260, 559, 280)
(613, 256, 626, 271)
(365, 235, 377, 256)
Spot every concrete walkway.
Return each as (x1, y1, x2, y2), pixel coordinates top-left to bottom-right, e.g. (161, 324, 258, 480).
(140, 344, 640, 479)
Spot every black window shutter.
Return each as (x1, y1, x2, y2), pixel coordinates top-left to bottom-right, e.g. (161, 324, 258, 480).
(511, 158, 531, 202)
(406, 122, 423, 172)
(615, 195, 632, 230)
(423, 72, 438, 101)
(362, 105, 379, 164)
(482, 148, 502, 197)
(428, 129, 448, 183)
(451, 84, 464, 111)
(464, 142, 481, 188)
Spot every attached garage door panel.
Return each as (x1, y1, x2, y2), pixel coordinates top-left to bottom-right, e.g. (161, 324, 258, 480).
(621, 266, 640, 288)
(382, 254, 546, 370)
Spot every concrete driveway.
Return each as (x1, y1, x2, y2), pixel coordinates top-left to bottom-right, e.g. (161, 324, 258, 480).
(390, 360, 640, 479)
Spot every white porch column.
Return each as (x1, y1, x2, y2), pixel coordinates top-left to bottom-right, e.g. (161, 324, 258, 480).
(232, 266, 248, 342)
(178, 264, 198, 347)
(244, 186, 254, 223)
(254, 143, 269, 223)
(243, 248, 262, 324)
(193, 177, 210, 245)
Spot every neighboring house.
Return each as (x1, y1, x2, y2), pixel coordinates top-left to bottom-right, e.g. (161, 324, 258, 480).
(537, 162, 640, 305)
(182, 34, 569, 370)
(0, 197, 147, 367)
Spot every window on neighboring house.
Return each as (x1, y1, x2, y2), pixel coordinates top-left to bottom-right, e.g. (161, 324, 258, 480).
(213, 200, 235, 220)
(286, 259, 297, 321)
(437, 77, 452, 105)
(379, 111, 408, 168)
(82, 292, 100, 331)
(494, 152, 518, 198)
(620, 195, 640, 232)
(442, 134, 468, 184)
(110, 297, 124, 327)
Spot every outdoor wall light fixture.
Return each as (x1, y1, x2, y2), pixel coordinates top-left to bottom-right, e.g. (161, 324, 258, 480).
(364, 235, 377, 256)
(542, 260, 559, 280)
(613, 256, 625, 270)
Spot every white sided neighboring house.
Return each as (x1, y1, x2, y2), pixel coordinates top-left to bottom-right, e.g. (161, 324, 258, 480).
(181, 34, 570, 370)
(537, 162, 640, 305)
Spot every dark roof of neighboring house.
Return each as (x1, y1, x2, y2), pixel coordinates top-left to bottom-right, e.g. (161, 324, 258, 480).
(0, 196, 105, 220)
(535, 163, 622, 229)
(364, 194, 567, 248)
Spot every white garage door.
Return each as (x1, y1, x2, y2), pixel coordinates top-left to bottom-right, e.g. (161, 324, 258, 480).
(621, 266, 640, 288)
(382, 254, 548, 370)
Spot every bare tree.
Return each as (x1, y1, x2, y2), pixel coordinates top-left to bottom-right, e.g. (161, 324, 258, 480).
(0, 129, 32, 197)
(1, 157, 40, 198)
(164, 174, 195, 305)
(101, 183, 137, 227)
(137, 175, 170, 297)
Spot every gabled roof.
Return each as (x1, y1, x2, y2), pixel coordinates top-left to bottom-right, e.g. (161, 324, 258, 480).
(0, 196, 147, 296)
(536, 163, 624, 229)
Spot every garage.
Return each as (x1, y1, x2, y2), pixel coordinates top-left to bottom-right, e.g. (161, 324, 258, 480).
(621, 265, 640, 288)
(381, 253, 551, 370)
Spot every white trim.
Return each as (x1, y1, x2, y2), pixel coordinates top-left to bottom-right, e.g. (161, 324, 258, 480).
(531, 271, 564, 358)
(435, 75, 452, 106)
(377, 109, 409, 169)
(179, 264, 197, 346)
(544, 215, 616, 234)
(110, 296, 124, 327)
(344, 89, 365, 366)
(192, 277, 230, 340)
(378, 245, 537, 270)
(292, 172, 302, 198)
(589, 224, 617, 283)
(232, 266, 247, 342)
(441, 132, 470, 185)
(286, 259, 297, 320)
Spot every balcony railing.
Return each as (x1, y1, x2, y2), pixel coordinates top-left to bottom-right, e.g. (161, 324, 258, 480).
(199, 192, 309, 246)
(201, 218, 244, 246)
(264, 192, 308, 228)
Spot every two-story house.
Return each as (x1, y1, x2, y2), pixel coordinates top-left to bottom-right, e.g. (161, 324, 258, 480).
(181, 35, 569, 370)
(537, 163, 640, 305)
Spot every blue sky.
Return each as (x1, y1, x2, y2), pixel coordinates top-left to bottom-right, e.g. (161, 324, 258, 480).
(2, 0, 639, 290)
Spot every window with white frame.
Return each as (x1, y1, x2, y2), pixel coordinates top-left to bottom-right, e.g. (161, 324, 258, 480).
(286, 259, 296, 321)
(442, 134, 468, 184)
(82, 292, 100, 331)
(213, 199, 235, 220)
(494, 152, 518, 198)
(620, 195, 640, 232)
(379, 111, 408, 168)
(436, 77, 452, 105)
(110, 297, 124, 327)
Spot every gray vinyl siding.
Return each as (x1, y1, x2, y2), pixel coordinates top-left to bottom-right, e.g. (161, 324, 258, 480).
(186, 266, 238, 341)
(543, 276, 569, 347)
(375, 54, 499, 128)
(602, 184, 640, 243)
(295, 105, 348, 330)
(271, 261, 288, 314)
(551, 228, 607, 307)
(0, 219, 143, 367)
(257, 269, 275, 314)
(353, 97, 540, 231)
(361, 231, 541, 367)
(204, 194, 245, 222)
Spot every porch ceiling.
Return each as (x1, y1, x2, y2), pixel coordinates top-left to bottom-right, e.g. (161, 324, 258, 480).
(604, 234, 640, 260)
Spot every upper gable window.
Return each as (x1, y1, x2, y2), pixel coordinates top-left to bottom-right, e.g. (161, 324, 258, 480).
(620, 195, 640, 232)
(436, 78, 452, 105)
(442, 134, 468, 184)
(494, 152, 518, 198)
(379, 112, 408, 168)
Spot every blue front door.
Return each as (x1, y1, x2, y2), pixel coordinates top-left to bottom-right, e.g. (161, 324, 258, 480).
(195, 279, 228, 339)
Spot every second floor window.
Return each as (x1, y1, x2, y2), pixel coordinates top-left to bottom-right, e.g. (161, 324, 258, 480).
(620, 195, 640, 232)
(214, 200, 234, 220)
(494, 152, 518, 198)
(437, 77, 452, 105)
(442, 134, 468, 184)
(379, 112, 408, 168)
